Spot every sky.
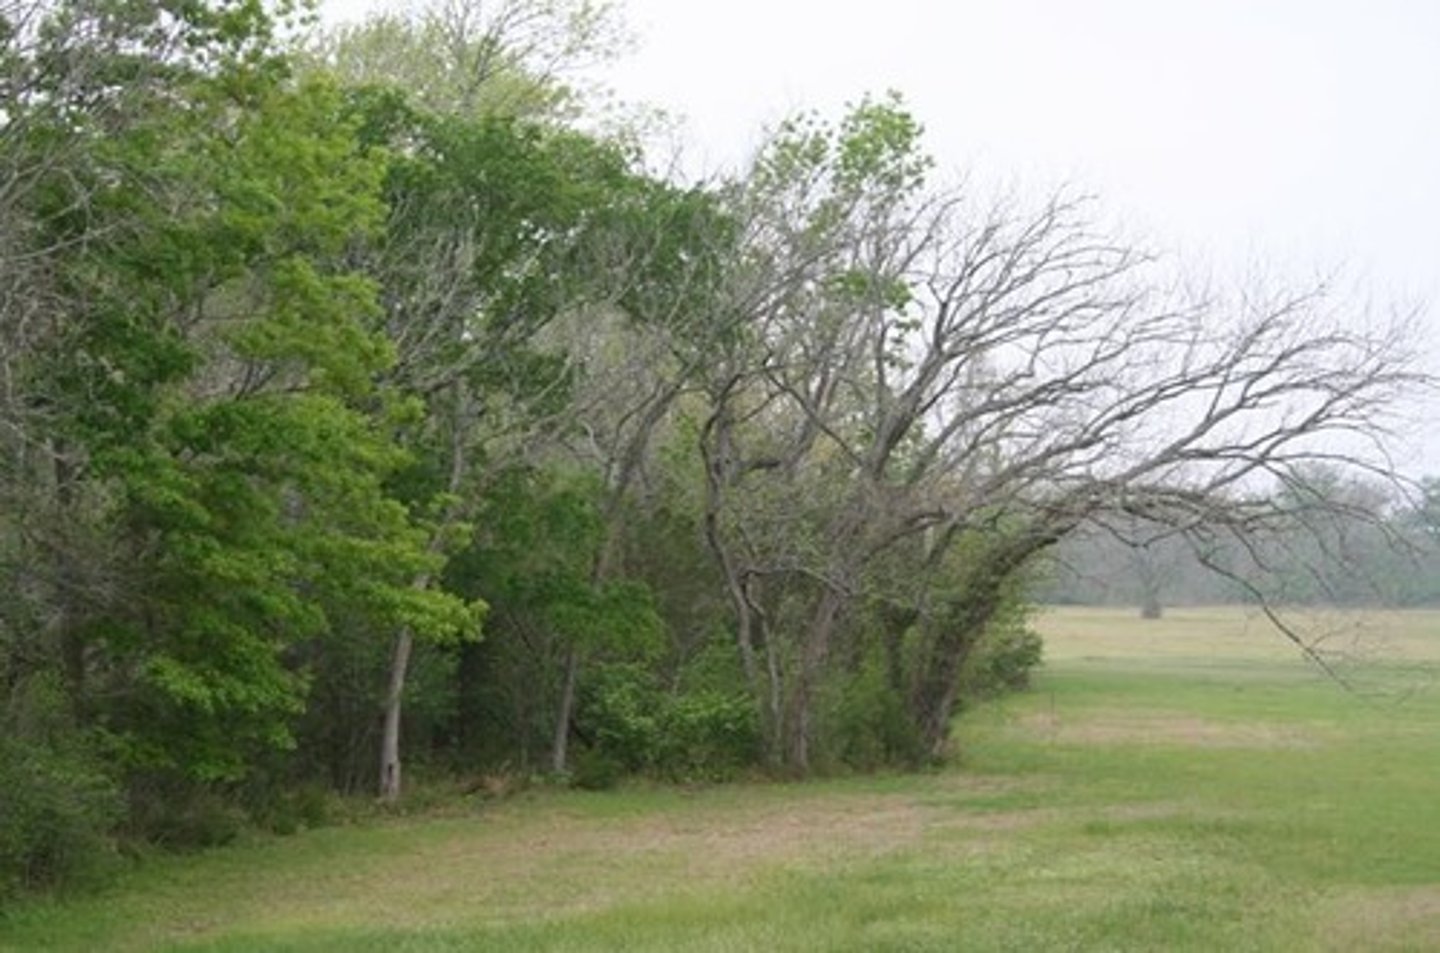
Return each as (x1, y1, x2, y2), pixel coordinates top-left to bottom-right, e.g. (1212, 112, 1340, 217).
(323, 0, 1440, 473)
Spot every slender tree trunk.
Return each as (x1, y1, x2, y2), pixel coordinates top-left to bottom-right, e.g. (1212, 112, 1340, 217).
(552, 645, 580, 773)
(378, 385, 469, 802)
(761, 608, 785, 767)
(378, 625, 414, 802)
(784, 585, 844, 774)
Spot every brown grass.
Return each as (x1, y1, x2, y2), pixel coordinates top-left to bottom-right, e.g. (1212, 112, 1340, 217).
(1320, 886, 1440, 951)
(1020, 709, 1323, 749)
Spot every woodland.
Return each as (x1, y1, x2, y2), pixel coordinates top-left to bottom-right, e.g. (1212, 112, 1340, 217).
(0, 0, 1434, 896)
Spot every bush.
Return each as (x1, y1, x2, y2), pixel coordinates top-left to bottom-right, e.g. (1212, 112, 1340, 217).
(962, 617, 1044, 697)
(577, 664, 760, 783)
(820, 652, 924, 772)
(569, 748, 624, 790)
(124, 779, 246, 850)
(654, 690, 759, 781)
(0, 678, 121, 897)
(236, 774, 336, 836)
(582, 664, 662, 773)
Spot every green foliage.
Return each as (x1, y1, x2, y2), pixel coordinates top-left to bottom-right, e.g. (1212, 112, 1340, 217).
(57, 73, 474, 781)
(568, 748, 625, 791)
(961, 615, 1045, 698)
(461, 470, 664, 659)
(1, 0, 478, 821)
(123, 778, 247, 850)
(577, 663, 759, 782)
(653, 690, 761, 781)
(312, 0, 627, 121)
(0, 0, 1217, 900)
(819, 649, 924, 772)
(0, 676, 121, 897)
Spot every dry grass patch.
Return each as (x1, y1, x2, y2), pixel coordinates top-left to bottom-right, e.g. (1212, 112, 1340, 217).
(1019, 709, 1323, 749)
(1320, 886, 1440, 951)
(218, 782, 1041, 936)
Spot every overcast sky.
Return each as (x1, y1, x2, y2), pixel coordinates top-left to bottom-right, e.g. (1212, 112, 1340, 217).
(324, 0, 1440, 473)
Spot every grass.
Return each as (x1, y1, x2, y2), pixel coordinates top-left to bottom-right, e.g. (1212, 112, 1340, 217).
(4, 605, 1440, 951)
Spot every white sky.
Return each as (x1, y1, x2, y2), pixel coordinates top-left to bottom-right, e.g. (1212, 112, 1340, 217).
(323, 0, 1440, 473)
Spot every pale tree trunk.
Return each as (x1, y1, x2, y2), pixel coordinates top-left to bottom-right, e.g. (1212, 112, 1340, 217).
(378, 624, 415, 802)
(550, 511, 623, 775)
(379, 566, 438, 802)
(378, 385, 468, 803)
(760, 602, 785, 767)
(551, 645, 580, 774)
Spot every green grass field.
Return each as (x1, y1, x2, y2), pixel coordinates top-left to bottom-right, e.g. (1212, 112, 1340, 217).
(5, 606, 1440, 952)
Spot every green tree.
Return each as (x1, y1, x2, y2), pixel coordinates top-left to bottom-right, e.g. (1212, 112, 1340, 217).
(2, 0, 472, 807)
(311, 0, 628, 121)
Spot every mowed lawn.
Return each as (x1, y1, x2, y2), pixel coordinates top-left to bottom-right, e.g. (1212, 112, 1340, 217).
(5, 606, 1440, 952)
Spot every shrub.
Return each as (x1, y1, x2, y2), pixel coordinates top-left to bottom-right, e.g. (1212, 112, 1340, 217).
(124, 779, 245, 850)
(962, 616, 1044, 697)
(569, 747, 624, 791)
(654, 690, 759, 781)
(577, 664, 760, 783)
(582, 663, 662, 772)
(0, 677, 121, 897)
(820, 652, 924, 772)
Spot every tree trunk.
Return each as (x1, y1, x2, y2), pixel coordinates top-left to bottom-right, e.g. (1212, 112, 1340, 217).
(1140, 593, 1163, 619)
(552, 645, 580, 774)
(378, 384, 469, 802)
(908, 533, 1064, 760)
(784, 585, 844, 774)
(762, 614, 785, 767)
(378, 625, 414, 802)
(910, 619, 985, 762)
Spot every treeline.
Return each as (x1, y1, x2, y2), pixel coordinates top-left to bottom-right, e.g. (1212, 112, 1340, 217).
(0, 0, 1427, 896)
(1040, 474, 1440, 613)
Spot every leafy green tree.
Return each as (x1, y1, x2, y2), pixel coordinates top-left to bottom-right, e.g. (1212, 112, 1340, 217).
(2, 0, 472, 807)
(454, 468, 663, 773)
(344, 85, 695, 794)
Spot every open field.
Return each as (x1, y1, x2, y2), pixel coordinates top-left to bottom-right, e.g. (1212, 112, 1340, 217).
(4, 606, 1440, 952)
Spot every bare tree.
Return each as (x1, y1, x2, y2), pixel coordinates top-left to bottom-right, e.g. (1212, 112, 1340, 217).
(696, 98, 1432, 771)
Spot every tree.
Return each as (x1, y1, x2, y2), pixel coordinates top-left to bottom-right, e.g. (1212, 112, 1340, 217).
(1, 0, 472, 804)
(696, 95, 1430, 770)
(311, 0, 628, 121)
(344, 84, 699, 794)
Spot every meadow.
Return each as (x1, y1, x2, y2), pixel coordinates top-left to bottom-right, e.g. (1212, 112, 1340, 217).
(4, 606, 1439, 952)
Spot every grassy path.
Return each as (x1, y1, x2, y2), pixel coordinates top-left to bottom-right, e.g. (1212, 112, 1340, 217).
(4, 607, 1440, 951)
